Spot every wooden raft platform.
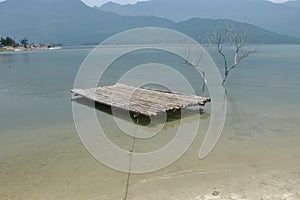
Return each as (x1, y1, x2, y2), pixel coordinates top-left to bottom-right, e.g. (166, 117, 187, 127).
(71, 83, 211, 116)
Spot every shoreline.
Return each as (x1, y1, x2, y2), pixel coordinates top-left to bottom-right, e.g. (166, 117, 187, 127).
(0, 46, 62, 53)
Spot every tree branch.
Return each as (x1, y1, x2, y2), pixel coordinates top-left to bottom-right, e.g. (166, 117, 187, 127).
(210, 23, 255, 85)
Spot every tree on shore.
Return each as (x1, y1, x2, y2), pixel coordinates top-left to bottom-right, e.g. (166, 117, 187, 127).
(0, 37, 16, 46)
(210, 24, 256, 85)
(20, 37, 29, 48)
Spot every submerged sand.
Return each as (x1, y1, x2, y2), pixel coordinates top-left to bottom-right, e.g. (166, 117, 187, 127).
(1, 44, 300, 200)
(1, 114, 300, 200)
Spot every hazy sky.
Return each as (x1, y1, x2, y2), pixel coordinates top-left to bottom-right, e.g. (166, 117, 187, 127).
(82, 0, 290, 6)
(0, 0, 292, 6)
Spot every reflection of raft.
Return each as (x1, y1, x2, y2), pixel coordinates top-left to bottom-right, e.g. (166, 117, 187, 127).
(71, 83, 210, 116)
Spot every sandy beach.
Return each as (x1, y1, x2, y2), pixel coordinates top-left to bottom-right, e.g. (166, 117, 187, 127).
(130, 168, 300, 200)
(1, 118, 300, 200)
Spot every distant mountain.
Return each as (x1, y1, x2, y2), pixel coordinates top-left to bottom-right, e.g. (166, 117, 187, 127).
(0, 0, 174, 44)
(173, 18, 299, 44)
(99, 0, 300, 39)
(0, 0, 298, 44)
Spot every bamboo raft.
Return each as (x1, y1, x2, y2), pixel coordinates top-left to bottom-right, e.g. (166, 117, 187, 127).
(71, 83, 211, 116)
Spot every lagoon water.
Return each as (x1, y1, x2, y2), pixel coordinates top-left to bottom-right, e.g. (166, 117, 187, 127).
(0, 45, 300, 199)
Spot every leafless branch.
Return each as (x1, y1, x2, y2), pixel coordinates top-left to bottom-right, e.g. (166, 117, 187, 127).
(183, 44, 206, 79)
(210, 23, 256, 85)
(182, 43, 207, 94)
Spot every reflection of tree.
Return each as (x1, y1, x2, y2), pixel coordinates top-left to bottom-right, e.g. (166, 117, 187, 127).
(226, 94, 257, 140)
(22, 53, 30, 64)
(1, 53, 14, 69)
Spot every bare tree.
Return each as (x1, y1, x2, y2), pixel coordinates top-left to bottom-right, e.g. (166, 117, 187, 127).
(183, 44, 205, 77)
(210, 24, 256, 85)
(183, 43, 206, 94)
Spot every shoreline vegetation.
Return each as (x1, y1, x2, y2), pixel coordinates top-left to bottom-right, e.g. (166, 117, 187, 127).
(0, 36, 62, 52)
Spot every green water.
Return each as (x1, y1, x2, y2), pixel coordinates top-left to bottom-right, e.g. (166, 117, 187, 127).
(0, 45, 300, 199)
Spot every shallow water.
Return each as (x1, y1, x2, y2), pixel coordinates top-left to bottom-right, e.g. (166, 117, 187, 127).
(0, 45, 300, 199)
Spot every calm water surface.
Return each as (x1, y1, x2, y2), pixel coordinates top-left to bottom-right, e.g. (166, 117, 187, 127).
(0, 45, 299, 199)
